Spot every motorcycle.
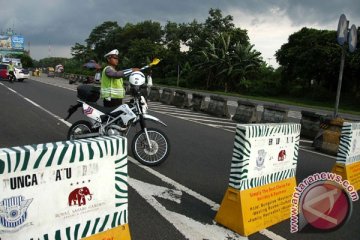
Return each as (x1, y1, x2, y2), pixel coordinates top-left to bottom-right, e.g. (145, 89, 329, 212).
(65, 59, 170, 166)
(8, 71, 15, 83)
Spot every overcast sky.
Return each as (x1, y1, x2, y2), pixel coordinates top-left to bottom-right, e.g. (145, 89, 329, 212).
(2, 0, 359, 67)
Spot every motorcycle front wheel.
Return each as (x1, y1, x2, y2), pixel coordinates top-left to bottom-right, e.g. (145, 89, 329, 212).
(67, 120, 98, 140)
(131, 127, 170, 166)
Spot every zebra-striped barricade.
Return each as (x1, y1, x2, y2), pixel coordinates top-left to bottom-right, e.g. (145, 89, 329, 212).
(215, 123, 301, 236)
(332, 121, 360, 191)
(0, 136, 130, 240)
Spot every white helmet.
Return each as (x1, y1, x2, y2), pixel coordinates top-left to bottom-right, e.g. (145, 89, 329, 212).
(104, 49, 119, 58)
(129, 71, 146, 86)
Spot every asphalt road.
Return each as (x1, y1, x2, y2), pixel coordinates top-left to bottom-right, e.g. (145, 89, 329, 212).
(0, 76, 359, 240)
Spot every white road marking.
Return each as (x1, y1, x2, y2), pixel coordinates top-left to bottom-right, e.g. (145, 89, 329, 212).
(128, 157, 220, 210)
(0, 82, 72, 127)
(259, 229, 288, 240)
(129, 177, 246, 240)
(152, 109, 236, 122)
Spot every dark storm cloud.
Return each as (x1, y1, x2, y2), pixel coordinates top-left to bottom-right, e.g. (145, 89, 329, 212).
(281, 0, 360, 26)
(2, 0, 359, 59)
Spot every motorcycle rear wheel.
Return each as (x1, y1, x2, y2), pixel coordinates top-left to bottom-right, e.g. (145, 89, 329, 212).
(131, 128, 170, 166)
(67, 120, 97, 140)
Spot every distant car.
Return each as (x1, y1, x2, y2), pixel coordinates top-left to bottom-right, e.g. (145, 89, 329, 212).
(0, 63, 30, 82)
(47, 67, 55, 77)
(0, 64, 8, 80)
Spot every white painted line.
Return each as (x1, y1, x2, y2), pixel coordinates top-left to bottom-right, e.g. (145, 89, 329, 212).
(0, 83, 72, 127)
(128, 156, 220, 210)
(259, 229, 288, 240)
(156, 112, 236, 125)
(151, 108, 236, 122)
(300, 139, 313, 144)
(128, 177, 246, 240)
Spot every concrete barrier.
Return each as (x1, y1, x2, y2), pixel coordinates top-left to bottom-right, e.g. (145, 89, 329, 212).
(160, 88, 174, 105)
(171, 90, 189, 108)
(232, 100, 258, 123)
(140, 85, 148, 99)
(215, 123, 300, 236)
(300, 111, 325, 139)
(261, 104, 289, 123)
(313, 117, 345, 155)
(0, 136, 131, 240)
(205, 95, 230, 118)
(148, 86, 161, 102)
(69, 74, 76, 84)
(191, 93, 206, 112)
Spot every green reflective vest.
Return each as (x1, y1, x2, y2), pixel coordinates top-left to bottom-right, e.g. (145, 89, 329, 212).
(100, 66, 125, 99)
(7, 64, 14, 72)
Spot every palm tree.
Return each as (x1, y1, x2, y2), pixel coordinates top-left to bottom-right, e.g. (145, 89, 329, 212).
(197, 33, 233, 91)
(231, 42, 262, 90)
(197, 33, 262, 92)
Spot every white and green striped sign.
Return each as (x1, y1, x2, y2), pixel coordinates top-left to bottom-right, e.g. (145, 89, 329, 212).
(337, 122, 360, 165)
(0, 136, 128, 240)
(229, 123, 300, 190)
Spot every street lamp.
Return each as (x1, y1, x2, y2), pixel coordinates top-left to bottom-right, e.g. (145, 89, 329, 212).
(334, 14, 358, 118)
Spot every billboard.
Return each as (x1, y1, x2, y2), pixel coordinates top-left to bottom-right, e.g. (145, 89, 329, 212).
(11, 35, 25, 50)
(0, 35, 12, 50)
(0, 35, 24, 50)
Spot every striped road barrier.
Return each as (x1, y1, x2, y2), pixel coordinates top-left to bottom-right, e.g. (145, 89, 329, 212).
(0, 136, 130, 240)
(215, 123, 301, 236)
(332, 122, 360, 191)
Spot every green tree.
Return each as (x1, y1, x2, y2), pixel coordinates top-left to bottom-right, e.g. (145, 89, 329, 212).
(231, 42, 262, 91)
(71, 43, 94, 62)
(20, 53, 34, 68)
(85, 21, 120, 60)
(275, 27, 360, 98)
(198, 33, 262, 92)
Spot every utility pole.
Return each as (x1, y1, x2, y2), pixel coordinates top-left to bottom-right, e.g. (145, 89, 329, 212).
(334, 14, 357, 118)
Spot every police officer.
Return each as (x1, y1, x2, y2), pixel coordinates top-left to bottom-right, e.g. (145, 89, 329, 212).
(101, 49, 139, 107)
(7, 60, 15, 83)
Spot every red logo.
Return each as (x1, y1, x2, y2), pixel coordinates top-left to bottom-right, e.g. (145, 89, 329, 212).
(68, 187, 93, 206)
(278, 150, 286, 161)
(301, 182, 351, 230)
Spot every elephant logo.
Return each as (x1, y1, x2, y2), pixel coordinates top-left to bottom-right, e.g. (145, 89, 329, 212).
(278, 150, 286, 161)
(68, 187, 93, 206)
